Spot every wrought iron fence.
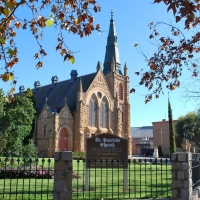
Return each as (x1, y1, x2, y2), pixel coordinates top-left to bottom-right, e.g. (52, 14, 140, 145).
(191, 155, 200, 190)
(72, 158, 172, 199)
(0, 157, 54, 200)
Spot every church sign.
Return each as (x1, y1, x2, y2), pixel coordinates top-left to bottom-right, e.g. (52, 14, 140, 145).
(86, 133, 128, 168)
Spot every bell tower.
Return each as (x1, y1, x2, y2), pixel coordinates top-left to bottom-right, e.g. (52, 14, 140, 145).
(103, 11, 132, 156)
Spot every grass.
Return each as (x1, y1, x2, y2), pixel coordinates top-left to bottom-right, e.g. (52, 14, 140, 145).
(0, 158, 172, 200)
(0, 179, 53, 200)
(72, 160, 172, 199)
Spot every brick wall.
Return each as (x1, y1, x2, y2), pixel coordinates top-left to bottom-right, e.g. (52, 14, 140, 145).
(153, 120, 177, 156)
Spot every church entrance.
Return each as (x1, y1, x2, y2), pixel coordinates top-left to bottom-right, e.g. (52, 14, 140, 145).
(59, 128, 68, 151)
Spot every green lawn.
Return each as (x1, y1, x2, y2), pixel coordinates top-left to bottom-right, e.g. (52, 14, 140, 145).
(72, 160, 172, 199)
(0, 159, 172, 199)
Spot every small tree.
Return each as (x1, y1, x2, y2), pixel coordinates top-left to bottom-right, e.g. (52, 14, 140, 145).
(158, 145, 163, 158)
(168, 98, 176, 158)
(0, 89, 36, 157)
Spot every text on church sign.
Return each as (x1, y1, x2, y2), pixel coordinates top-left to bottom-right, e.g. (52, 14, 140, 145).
(86, 133, 128, 168)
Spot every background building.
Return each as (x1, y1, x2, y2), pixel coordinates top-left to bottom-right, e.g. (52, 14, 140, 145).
(131, 126, 153, 155)
(132, 119, 177, 156)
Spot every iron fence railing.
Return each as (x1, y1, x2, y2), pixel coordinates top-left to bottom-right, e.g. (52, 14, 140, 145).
(191, 156, 200, 190)
(0, 157, 54, 200)
(72, 158, 172, 199)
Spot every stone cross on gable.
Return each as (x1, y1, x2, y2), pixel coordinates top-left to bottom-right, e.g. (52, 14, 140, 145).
(159, 128, 164, 144)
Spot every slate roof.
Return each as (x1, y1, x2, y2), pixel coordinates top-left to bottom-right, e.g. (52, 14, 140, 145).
(33, 72, 97, 114)
(131, 126, 153, 138)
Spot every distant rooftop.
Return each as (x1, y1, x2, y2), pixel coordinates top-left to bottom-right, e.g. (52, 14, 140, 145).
(131, 126, 153, 138)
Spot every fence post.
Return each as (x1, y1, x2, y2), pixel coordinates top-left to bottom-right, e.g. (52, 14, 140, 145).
(171, 152, 198, 200)
(85, 133, 90, 191)
(54, 151, 73, 200)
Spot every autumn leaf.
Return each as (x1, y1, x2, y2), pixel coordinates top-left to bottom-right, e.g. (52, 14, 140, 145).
(64, 54, 75, 64)
(34, 53, 39, 59)
(60, 49, 66, 56)
(69, 56, 75, 64)
(36, 61, 44, 69)
(71, 26, 78, 34)
(193, 72, 198, 77)
(74, 18, 78, 25)
(46, 19, 54, 27)
(96, 24, 100, 30)
(150, 63, 156, 70)
(3, 8, 11, 16)
(7, 48, 16, 58)
(149, 34, 154, 39)
(6, 0, 16, 10)
(176, 16, 181, 23)
(170, 84, 175, 90)
(188, 54, 193, 58)
(135, 72, 140, 75)
(130, 88, 136, 93)
(14, 22, 22, 29)
(1, 73, 13, 82)
(0, 37, 6, 43)
(192, 63, 197, 68)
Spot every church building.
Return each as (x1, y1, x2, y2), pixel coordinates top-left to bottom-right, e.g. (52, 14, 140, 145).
(28, 12, 131, 157)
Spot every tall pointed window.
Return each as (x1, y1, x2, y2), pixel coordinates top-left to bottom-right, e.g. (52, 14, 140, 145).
(100, 97, 108, 128)
(118, 83, 123, 100)
(88, 94, 97, 127)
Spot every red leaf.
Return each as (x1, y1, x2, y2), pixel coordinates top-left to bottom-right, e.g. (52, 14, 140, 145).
(176, 16, 181, 23)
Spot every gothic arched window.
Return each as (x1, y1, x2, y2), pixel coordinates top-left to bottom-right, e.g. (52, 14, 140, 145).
(118, 83, 123, 100)
(100, 97, 108, 128)
(88, 94, 97, 127)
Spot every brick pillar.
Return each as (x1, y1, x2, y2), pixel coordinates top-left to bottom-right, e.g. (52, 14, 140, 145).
(54, 151, 73, 200)
(171, 152, 198, 200)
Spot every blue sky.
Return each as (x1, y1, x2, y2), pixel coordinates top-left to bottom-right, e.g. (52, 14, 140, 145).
(1, 1, 198, 127)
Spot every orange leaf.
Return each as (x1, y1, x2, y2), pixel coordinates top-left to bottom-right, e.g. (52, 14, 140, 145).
(36, 61, 44, 69)
(96, 24, 100, 30)
(150, 63, 156, 70)
(71, 26, 78, 34)
(170, 84, 175, 90)
(60, 49, 66, 56)
(34, 53, 39, 59)
(14, 21, 22, 29)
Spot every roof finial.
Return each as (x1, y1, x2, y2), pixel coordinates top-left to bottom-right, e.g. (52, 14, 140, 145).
(79, 78, 83, 92)
(111, 10, 114, 20)
(64, 97, 67, 105)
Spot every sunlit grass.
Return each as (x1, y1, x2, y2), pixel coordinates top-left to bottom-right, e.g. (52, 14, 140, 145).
(0, 158, 172, 199)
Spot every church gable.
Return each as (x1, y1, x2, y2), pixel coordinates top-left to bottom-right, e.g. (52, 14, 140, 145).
(86, 69, 113, 101)
(58, 104, 73, 120)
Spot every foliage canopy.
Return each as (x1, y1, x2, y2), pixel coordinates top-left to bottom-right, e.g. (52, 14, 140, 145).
(131, 0, 200, 103)
(0, 89, 37, 157)
(176, 111, 200, 148)
(0, 0, 100, 96)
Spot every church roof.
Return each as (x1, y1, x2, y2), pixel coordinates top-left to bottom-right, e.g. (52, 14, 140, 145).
(103, 11, 122, 75)
(131, 126, 153, 138)
(33, 72, 97, 114)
